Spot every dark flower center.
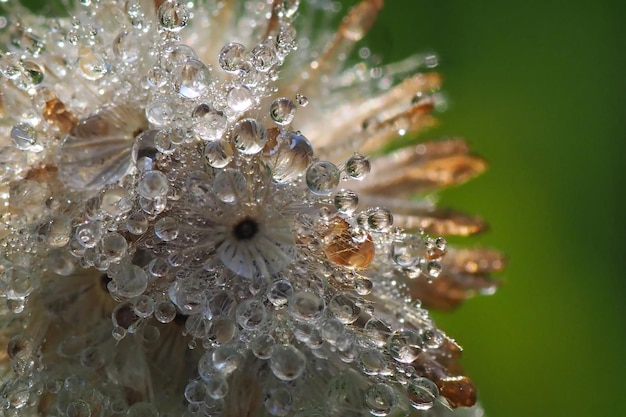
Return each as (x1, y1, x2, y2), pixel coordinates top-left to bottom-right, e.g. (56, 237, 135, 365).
(233, 217, 259, 240)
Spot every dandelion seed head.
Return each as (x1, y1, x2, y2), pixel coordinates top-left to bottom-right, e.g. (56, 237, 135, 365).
(0, 1, 503, 416)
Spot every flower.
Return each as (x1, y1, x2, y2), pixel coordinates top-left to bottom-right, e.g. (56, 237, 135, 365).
(0, 1, 504, 417)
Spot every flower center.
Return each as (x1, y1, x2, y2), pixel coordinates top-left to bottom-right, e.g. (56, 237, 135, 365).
(233, 217, 259, 240)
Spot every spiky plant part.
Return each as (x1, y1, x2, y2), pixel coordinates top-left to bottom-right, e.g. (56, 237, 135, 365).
(0, 1, 504, 417)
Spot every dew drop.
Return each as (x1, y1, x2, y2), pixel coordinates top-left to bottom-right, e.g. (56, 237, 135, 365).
(265, 388, 293, 416)
(407, 377, 439, 410)
(204, 139, 234, 168)
(345, 153, 371, 180)
(328, 293, 360, 324)
(193, 105, 228, 141)
(306, 161, 340, 195)
(264, 130, 313, 183)
(154, 217, 179, 241)
(235, 299, 267, 330)
(270, 97, 296, 125)
(138, 170, 169, 200)
(158, 1, 189, 32)
(218, 42, 247, 73)
(174, 59, 210, 99)
(251, 334, 275, 359)
(368, 207, 393, 232)
(227, 85, 253, 111)
(387, 329, 422, 364)
(365, 383, 397, 417)
(231, 118, 267, 155)
(213, 168, 246, 203)
(333, 189, 359, 214)
(270, 344, 306, 381)
(289, 291, 325, 322)
(11, 123, 42, 152)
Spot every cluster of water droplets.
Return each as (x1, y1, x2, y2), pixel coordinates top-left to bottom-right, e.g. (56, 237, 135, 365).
(0, 1, 464, 417)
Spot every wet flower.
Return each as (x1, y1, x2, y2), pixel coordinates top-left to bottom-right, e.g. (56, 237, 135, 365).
(0, 1, 504, 417)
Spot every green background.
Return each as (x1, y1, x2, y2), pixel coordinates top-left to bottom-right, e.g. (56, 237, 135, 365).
(16, 0, 626, 416)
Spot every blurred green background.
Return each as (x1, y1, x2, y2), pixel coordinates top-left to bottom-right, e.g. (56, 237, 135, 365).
(366, 1, 626, 417)
(16, 0, 626, 416)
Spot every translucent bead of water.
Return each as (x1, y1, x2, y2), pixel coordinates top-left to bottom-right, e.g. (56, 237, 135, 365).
(204, 139, 234, 168)
(218, 42, 248, 73)
(421, 327, 444, 349)
(358, 349, 386, 375)
(133, 295, 155, 318)
(354, 276, 373, 296)
(147, 66, 167, 88)
(328, 293, 360, 324)
(205, 374, 229, 399)
(154, 217, 179, 241)
(66, 399, 91, 417)
(193, 106, 228, 141)
(75, 221, 103, 248)
(321, 318, 344, 344)
(46, 215, 72, 248)
(423, 260, 442, 278)
(251, 334, 276, 359)
(295, 93, 308, 107)
(153, 130, 176, 154)
(112, 31, 140, 63)
(231, 118, 267, 155)
(100, 232, 128, 262)
(265, 388, 293, 416)
(407, 377, 439, 410)
(154, 300, 177, 323)
(138, 170, 169, 200)
(184, 380, 207, 404)
(213, 168, 246, 203)
(100, 186, 130, 216)
(146, 99, 173, 127)
(78, 49, 109, 80)
(270, 344, 306, 381)
(288, 291, 325, 322)
(158, 1, 189, 32)
(126, 212, 149, 235)
(345, 153, 371, 180)
(306, 161, 340, 195)
(387, 329, 422, 364)
(267, 279, 294, 307)
(252, 41, 277, 72)
(174, 58, 210, 99)
(365, 383, 397, 417)
(227, 85, 253, 112)
(333, 189, 359, 214)
(11, 123, 42, 152)
(270, 97, 296, 125)
(368, 207, 393, 232)
(113, 264, 148, 298)
(264, 130, 313, 183)
(235, 299, 267, 330)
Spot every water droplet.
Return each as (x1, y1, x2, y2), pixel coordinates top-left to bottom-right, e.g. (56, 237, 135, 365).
(146, 99, 173, 127)
(113, 31, 140, 63)
(289, 291, 325, 322)
(354, 276, 373, 295)
(174, 58, 210, 99)
(264, 130, 313, 183)
(133, 295, 155, 318)
(138, 170, 169, 200)
(126, 212, 149, 235)
(11, 123, 42, 152)
(270, 344, 306, 381)
(345, 153, 371, 180)
(78, 49, 109, 80)
(193, 105, 228, 141)
(154, 217, 179, 241)
(154, 300, 177, 323)
(365, 383, 397, 416)
(100, 232, 128, 262)
(235, 299, 267, 330)
(112, 264, 148, 298)
(333, 189, 359, 214)
(387, 329, 422, 363)
(66, 399, 91, 417)
(252, 41, 277, 72)
(227, 85, 253, 111)
(147, 66, 167, 87)
(213, 168, 246, 203)
(407, 377, 439, 410)
(358, 349, 386, 375)
(204, 139, 234, 168)
(212, 345, 242, 374)
(184, 380, 207, 404)
(251, 334, 275, 359)
(231, 118, 267, 155)
(306, 161, 340, 195)
(267, 279, 294, 307)
(295, 93, 308, 107)
(270, 97, 296, 125)
(368, 207, 393, 232)
(218, 42, 248, 73)
(46, 215, 72, 248)
(424, 260, 442, 278)
(265, 388, 293, 416)
(328, 293, 361, 324)
(158, 1, 189, 32)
